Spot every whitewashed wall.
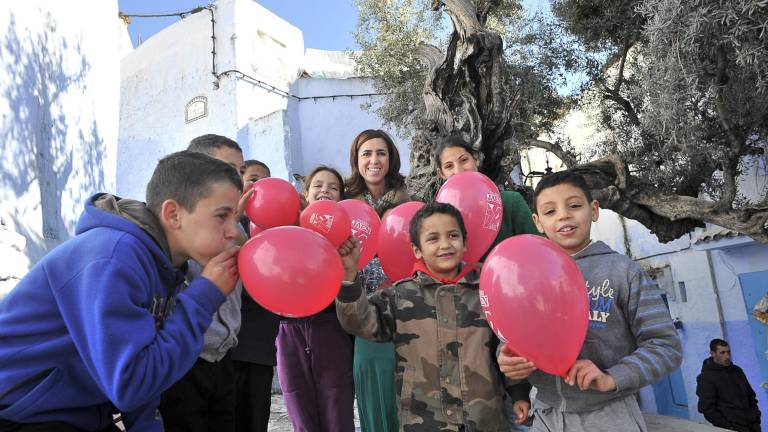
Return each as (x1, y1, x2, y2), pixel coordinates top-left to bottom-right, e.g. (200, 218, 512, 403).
(0, 1, 124, 296)
(118, 0, 240, 200)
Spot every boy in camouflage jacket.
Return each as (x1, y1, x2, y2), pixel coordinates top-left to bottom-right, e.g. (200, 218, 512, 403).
(337, 202, 531, 432)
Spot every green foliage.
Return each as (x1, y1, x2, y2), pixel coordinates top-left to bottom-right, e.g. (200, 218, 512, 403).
(352, 0, 578, 140)
(557, 0, 768, 201)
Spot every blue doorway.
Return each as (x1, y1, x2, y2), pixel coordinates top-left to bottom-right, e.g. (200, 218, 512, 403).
(653, 368, 689, 419)
(739, 271, 768, 394)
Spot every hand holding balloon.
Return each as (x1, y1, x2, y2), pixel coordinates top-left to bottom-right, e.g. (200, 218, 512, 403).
(565, 360, 616, 392)
(238, 188, 255, 217)
(497, 345, 536, 381)
(338, 236, 361, 282)
(201, 245, 240, 296)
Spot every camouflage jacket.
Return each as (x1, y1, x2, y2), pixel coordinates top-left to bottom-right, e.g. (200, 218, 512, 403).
(336, 270, 527, 431)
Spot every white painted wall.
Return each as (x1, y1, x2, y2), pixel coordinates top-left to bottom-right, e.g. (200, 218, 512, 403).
(293, 76, 411, 179)
(0, 1, 123, 296)
(118, 0, 239, 199)
(118, 1, 410, 193)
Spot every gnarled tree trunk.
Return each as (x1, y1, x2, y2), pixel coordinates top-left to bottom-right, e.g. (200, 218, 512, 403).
(404, 0, 768, 243)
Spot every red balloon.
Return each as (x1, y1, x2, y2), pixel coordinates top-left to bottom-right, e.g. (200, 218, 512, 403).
(249, 221, 263, 238)
(238, 226, 343, 318)
(377, 201, 424, 282)
(479, 234, 588, 377)
(436, 171, 502, 264)
(244, 178, 301, 228)
(339, 199, 381, 270)
(299, 200, 352, 247)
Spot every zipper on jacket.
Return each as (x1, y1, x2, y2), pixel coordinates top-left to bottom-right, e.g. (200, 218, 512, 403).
(555, 375, 567, 412)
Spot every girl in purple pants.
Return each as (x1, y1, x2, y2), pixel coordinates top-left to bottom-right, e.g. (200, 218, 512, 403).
(276, 166, 355, 432)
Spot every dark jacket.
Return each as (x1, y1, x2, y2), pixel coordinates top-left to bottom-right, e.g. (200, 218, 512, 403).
(697, 357, 761, 431)
(228, 217, 279, 365)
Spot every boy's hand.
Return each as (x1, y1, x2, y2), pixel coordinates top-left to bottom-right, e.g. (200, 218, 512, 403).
(512, 400, 531, 424)
(201, 246, 240, 296)
(565, 359, 616, 392)
(237, 188, 255, 217)
(498, 345, 536, 380)
(338, 236, 361, 282)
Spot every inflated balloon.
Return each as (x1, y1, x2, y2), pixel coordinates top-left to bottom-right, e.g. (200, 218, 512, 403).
(378, 201, 424, 282)
(249, 221, 263, 238)
(339, 199, 381, 270)
(300, 200, 352, 247)
(436, 171, 502, 264)
(479, 234, 588, 377)
(238, 226, 343, 318)
(244, 178, 301, 228)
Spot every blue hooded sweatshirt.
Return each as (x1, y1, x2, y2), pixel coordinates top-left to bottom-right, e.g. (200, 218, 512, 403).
(0, 194, 225, 431)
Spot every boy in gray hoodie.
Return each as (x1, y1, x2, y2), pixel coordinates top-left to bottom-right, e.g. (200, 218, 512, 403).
(498, 171, 682, 432)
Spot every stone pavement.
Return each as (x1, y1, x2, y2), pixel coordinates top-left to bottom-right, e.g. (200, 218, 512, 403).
(267, 393, 729, 432)
(268, 394, 361, 432)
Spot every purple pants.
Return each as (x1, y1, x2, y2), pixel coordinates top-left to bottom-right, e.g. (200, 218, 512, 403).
(276, 312, 355, 432)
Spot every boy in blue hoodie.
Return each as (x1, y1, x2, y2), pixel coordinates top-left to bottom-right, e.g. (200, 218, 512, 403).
(497, 171, 682, 432)
(0, 150, 243, 432)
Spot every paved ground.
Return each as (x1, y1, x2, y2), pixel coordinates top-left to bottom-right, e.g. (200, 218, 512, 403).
(268, 393, 361, 432)
(267, 393, 729, 432)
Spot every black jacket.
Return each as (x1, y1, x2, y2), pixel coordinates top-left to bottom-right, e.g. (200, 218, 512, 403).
(228, 217, 279, 365)
(696, 357, 761, 431)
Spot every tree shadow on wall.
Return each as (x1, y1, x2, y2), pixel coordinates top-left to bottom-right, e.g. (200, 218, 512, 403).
(1, 11, 106, 263)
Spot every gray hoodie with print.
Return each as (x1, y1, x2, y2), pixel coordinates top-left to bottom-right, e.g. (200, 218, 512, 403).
(528, 241, 682, 412)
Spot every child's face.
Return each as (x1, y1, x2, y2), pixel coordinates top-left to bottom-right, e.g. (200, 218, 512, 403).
(305, 170, 341, 203)
(412, 213, 466, 279)
(242, 165, 270, 191)
(175, 181, 242, 266)
(438, 146, 479, 179)
(533, 183, 599, 255)
(357, 138, 390, 186)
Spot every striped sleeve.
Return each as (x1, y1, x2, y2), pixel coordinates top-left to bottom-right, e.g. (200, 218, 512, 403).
(607, 267, 682, 392)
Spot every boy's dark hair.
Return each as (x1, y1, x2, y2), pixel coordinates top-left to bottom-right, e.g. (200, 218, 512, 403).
(532, 170, 594, 212)
(710, 338, 729, 352)
(409, 202, 467, 249)
(303, 165, 346, 200)
(433, 134, 480, 169)
(187, 134, 242, 155)
(244, 159, 270, 176)
(146, 150, 243, 215)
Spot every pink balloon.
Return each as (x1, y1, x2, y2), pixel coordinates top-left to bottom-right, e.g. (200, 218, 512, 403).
(299, 200, 352, 247)
(436, 171, 502, 264)
(244, 178, 301, 228)
(479, 234, 588, 377)
(377, 201, 424, 282)
(339, 199, 381, 270)
(249, 221, 263, 238)
(238, 226, 343, 318)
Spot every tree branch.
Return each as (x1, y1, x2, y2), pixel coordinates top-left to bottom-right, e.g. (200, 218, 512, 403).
(570, 155, 768, 243)
(526, 139, 579, 168)
(613, 41, 632, 93)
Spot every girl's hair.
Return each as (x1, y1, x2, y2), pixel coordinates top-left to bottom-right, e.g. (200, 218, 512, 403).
(303, 165, 346, 200)
(345, 129, 405, 198)
(433, 134, 480, 169)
